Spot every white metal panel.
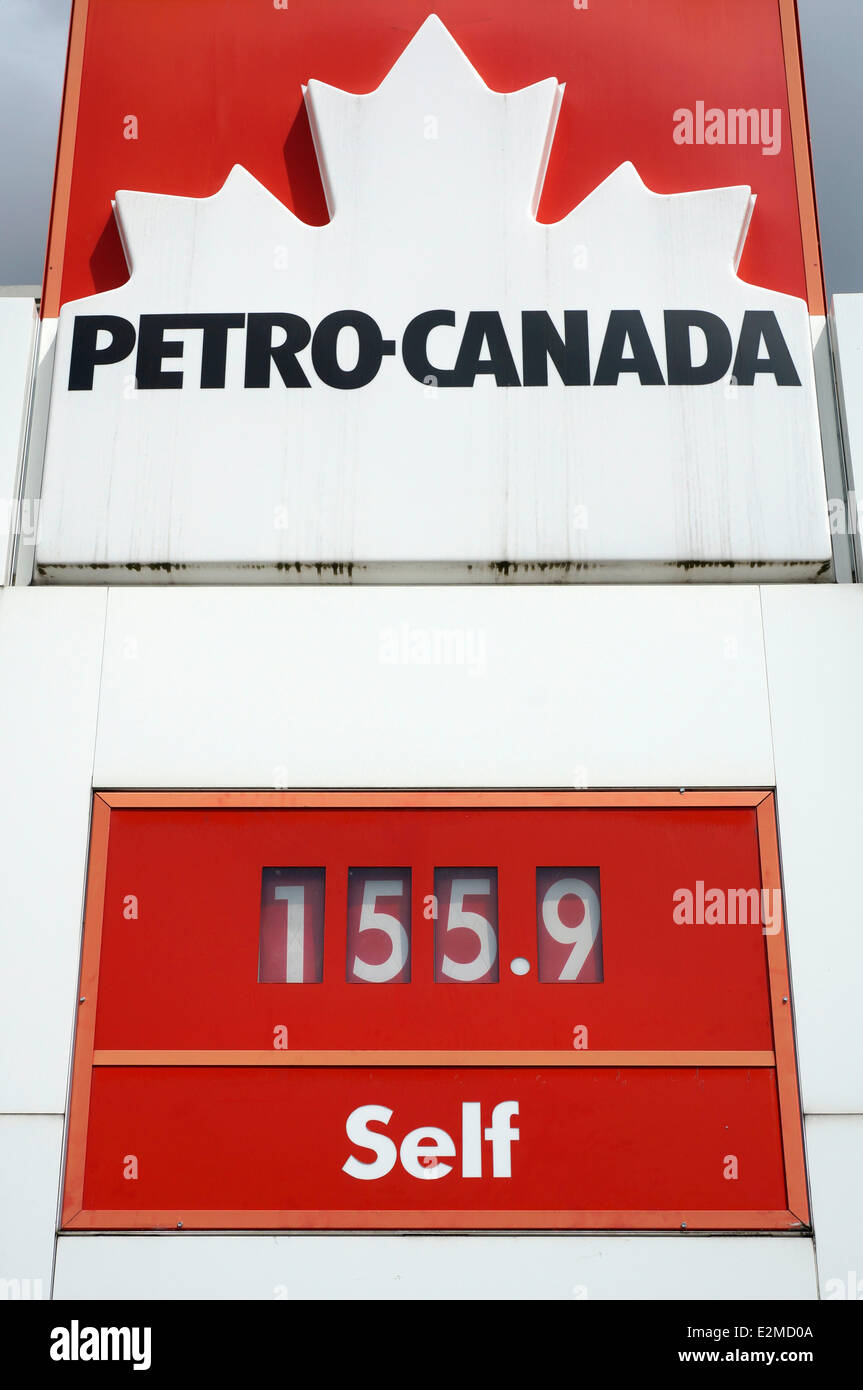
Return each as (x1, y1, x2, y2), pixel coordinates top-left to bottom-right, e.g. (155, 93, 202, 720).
(805, 1116, 863, 1300)
(94, 585, 774, 788)
(0, 297, 37, 585)
(761, 585, 863, 1113)
(831, 295, 863, 505)
(0, 588, 106, 1112)
(53, 1233, 817, 1301)
(36, 18, 829, 581)
(810, 316, 853, 582)
(0, 1115, 63, 1300)
(14, 318, 57, 588)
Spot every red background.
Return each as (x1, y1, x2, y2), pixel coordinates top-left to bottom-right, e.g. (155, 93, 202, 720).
(50, 0, 814, 309)
(94, 805, 773, 1052)
(83, 1066, 787, 1216)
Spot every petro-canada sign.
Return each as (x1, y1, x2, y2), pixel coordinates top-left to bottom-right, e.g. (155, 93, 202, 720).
(37, 15, 829, 580)
(69, 307, 801, 393)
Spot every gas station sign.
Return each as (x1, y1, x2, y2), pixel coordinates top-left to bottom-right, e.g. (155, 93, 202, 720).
(35, 0, 830, 580)
(62, 792, 808, 1230)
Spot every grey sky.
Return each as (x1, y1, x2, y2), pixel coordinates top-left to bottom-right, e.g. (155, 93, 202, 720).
(0, 0, 72, 286)
(0, 0, 860, 295)
(796, 0, 862, 297)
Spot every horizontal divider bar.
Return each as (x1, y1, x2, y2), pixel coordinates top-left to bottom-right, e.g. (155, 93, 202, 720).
(63, 1207, 802, 1231)
(97, 791, 772, 810)
(92, 1049, 776, 1068)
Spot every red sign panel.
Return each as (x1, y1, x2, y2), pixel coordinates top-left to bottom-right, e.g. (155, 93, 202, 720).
(63, 791, 808, 1231)
(44, 0, 823, 318)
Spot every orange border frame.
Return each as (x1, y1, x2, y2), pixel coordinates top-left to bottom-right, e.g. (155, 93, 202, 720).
(778, 0, 827, 316)
(42, 1, 825, 319)
(40, 0, 89, 318)
(61, 789, 809, 1233)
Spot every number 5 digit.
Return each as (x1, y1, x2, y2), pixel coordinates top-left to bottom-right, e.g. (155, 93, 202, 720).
(440, 876, 498, 981)
(352, 878, 410, 982)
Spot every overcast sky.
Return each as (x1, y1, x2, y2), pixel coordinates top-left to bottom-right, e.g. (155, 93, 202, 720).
(0, 0, 860, 295)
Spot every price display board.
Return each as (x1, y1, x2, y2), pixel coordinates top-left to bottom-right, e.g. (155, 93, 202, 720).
(62, 792, 808, 1230)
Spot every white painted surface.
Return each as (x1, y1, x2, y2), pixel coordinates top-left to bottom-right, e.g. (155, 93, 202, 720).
(0, 297, 36, 585)
(0, 588, 107, 1112)
(14, 319, 57, 587)
(761, 585, 863, 1114)
(805, 1116, 863, 1300)
(0, 1115, 63, 1299)
(53, 1233, 817, 1301)
(811, 316, 852, 582)
(94, 585, 774, 788)
(36, 17, 829, 580)
(1, 581, 860, 1294)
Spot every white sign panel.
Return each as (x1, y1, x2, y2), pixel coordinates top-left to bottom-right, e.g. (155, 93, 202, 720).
(36, 16, 830, 580)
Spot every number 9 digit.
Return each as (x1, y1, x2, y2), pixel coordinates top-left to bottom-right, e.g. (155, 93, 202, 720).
(541, 877, 600, 981)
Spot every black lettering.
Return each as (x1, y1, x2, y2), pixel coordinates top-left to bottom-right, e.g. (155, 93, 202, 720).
(245, 313, 311, 388)
(68, 315, 136, 391)
(521, 311, 590, 386)
(594, 311, 665, 385)
(732, 311, 801, 386)
(312, 311, 395, 389)
(136, 314, 244, 389)
(451, 311, 521, 387)
(197, 314, 245, 388)
(664, 310, 733, 385)
(402, 309, 456, 386)
(136, 315, 185, 389)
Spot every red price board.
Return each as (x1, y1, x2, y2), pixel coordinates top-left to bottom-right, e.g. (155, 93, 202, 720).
(62, 791, 808, 1230)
